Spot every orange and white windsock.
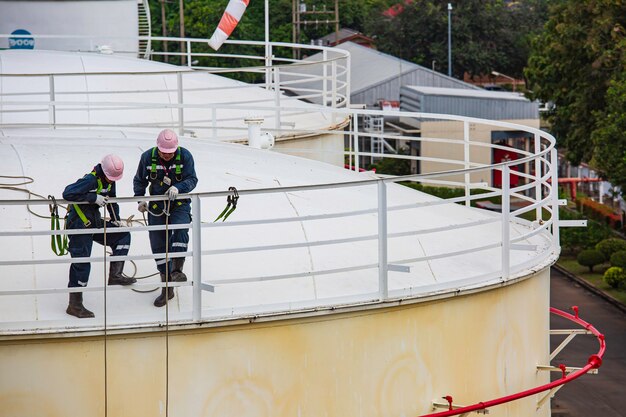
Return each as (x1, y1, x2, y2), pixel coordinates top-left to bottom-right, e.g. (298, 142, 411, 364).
(207, 0, 250, 50)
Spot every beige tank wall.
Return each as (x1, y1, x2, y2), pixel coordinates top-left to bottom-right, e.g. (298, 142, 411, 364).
(418, 119, 541, 187)
(0, 268, 551, 417)
(274, 132, 345, 167)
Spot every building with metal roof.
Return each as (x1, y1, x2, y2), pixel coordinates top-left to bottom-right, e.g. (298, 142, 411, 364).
(400, 85, 539, 121)
(341, 42, 481, 108)
(399, 85, 540, 187)
(284, 41, 479, 108)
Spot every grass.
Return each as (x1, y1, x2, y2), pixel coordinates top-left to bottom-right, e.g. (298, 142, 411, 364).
(557, 256, 626, 305)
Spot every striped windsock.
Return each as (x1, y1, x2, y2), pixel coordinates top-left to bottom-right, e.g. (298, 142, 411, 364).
(207, 0, 250, 50)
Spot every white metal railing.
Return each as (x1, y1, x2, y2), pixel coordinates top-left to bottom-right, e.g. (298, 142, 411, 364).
(0, 34, 351, 133)
(0, 109, 561, 331)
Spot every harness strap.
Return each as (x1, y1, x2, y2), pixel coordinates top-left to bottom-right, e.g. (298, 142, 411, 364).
(48, 195, 69, 256)
(73, 171, 110, 228)
(151, 147, 182, 181)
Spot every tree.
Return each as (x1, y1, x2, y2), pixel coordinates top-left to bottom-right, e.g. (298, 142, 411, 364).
(363, 0, 550, 79)
(525, 0, 626, 173)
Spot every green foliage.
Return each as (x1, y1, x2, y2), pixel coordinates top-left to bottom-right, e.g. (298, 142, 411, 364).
(150, 0, 548, 80)
(525, 0, 626, 184)
(603, 266, 626, 289)
(366, 0, 550, 78)
(368, 148, 411, 176)
(401, 183, 465, 199)
(576, 249, 605, 272)
(590, 72, 626, 194)
(610, 250, 626, 268)
(595, 238, 626, 260)
(559, 209, 612, 255)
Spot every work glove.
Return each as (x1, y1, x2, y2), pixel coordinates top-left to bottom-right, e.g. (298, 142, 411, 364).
(111, 220, 126, 228)
(166, 186, 179, 201)
(95, 194, 108, 207)
(137, 201, 148, 213)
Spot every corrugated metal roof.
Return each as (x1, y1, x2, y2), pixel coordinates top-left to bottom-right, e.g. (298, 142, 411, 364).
(334, 42, 479, 95)
(400, 85, 539, 120)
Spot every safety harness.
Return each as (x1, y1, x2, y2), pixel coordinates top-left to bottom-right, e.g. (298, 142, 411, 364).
(150, 147, 182, 182)
(49, 195, 69, 256)
(73, 171, 111, 227)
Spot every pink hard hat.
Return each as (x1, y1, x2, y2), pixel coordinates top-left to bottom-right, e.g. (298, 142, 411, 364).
(157, 129, 179, 153)
(101, 154, 124, 182)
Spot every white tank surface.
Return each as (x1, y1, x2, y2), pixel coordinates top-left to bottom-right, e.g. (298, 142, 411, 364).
(0, 50, 343, 142)
(0, 127, 556, 333)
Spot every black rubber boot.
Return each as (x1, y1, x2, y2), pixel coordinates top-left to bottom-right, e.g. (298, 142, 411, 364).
(66, 292, 95, 318)
(171, 257, 187, 282)
(108, 261, 137, 286)
(154, 273, 175, 307)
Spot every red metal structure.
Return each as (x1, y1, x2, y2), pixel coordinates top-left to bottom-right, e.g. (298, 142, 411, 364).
(557, 177, 602, 200)
(422, 306, 606, 416)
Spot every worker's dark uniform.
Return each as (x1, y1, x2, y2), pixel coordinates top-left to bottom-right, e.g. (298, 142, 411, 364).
(133, 147, 198, 274)
(63, 164, 131, 288)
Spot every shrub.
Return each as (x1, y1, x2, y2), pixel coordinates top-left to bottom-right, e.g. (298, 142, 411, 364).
(610, 250, 626, 268)
(603, 267, 626, 289)
(576, 197, 622, 229)
(596, 238, 626, 260)
(576, 250, 606, 272)
(559, 210, 612, 255)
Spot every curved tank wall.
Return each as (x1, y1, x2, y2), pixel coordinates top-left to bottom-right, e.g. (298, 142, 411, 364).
(0, 267, 551, 417)
(0, 1, 139, 54)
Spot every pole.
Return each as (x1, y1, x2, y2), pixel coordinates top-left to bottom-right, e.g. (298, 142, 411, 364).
(265, 0, 271, 88)
(179, 0, 186, 66)
(447, 3, 452, 77)
(161, 0, 168, 63)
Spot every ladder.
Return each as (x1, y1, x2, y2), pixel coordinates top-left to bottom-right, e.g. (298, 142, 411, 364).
(137, 0, 152, 59)
(364, 115, 387, 164)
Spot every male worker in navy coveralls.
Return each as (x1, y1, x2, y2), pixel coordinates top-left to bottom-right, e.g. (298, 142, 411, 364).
(134, 129, 198, 307)
(63, 154, 135, 318)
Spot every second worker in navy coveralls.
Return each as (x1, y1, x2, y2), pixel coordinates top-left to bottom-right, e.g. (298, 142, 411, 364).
(134, 129, 198, 307)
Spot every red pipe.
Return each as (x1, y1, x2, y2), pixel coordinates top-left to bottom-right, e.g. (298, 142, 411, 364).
(420, 307, 606, 417)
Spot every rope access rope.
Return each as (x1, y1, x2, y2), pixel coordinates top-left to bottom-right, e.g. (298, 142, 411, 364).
(163, 199, 171, 417)
(102, 204, 109, 417)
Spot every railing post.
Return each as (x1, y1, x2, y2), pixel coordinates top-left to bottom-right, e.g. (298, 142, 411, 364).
(345, 54, 351, 108)
(463, 121, 470, 206)
(186, 40, 192, 67)
(273, 66, 281, 130)
(331, 60, 337, 124)
(551, 148, 560, 251)
(501, 165, 510, 280)
(322, 49, 328, 106)
(192, 194, 202, 321)
(377, 180, 389, 300)
(48, 75, 56, 129)
(265, 43, 272, 91)
(177, 72, 184, 135)
(353, 113, 360, 172)
(534, 133, 542, 221)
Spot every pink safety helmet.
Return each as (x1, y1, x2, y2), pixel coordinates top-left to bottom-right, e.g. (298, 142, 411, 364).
(101, 154, 124, 182)
(157, 129, 179, 153)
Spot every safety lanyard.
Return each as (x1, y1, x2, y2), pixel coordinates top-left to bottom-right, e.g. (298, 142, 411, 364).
(48, 195, 69, 256)
(214, 187, 239, 222)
